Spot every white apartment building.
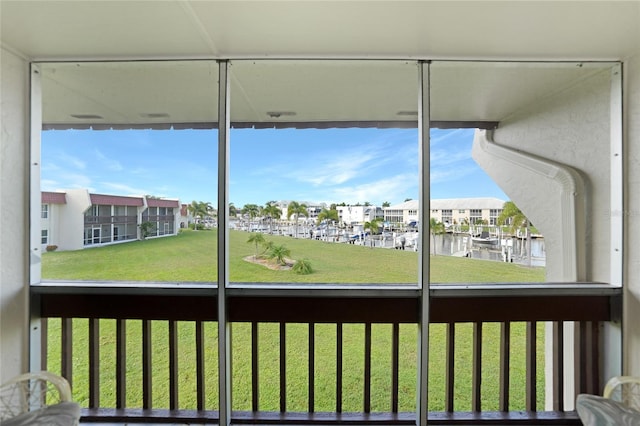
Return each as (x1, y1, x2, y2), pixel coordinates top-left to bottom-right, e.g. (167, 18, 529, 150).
(384, 198, 506, 226)
(384, 200, 420, 225)
(41, 190, 181, 251)
(430, 197, 505, 226)
(336, 205, 383, 226)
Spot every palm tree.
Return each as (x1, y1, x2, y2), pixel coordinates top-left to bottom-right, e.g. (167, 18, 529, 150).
(429, 217, 446, 255)
(268, 244, 291, 266)
(287, 201, 308, 238)
(498, 201, 528, 234)
(242, 203, 260, 231)
(187, 200, 210, 230)
(229, 203, 238, 218)
(263, 201, 282, 234)
(316, 208, 339, 225)
(498, 201, 531, 266)
(364, 218, 381, 247)
(246, 232, 266, 259)
(382, 201, 391, 208)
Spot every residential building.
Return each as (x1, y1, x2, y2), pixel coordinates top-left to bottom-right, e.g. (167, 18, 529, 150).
(384, 200, 419, 225)
(41, 190, 180, 251)
(40, 191, 66, 250)
(430, 197, 505, 225)
(336, 205, 383, 226)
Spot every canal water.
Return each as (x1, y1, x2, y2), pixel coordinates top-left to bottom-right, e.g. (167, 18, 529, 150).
(432, 233, 546, 267)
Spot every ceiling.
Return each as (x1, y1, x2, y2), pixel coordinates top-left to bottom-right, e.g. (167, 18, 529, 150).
(2, 1, 638, 128)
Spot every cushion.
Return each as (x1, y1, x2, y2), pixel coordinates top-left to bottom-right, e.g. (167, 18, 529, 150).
(576, 394, 640, 426)
(1, 402, 80, 426)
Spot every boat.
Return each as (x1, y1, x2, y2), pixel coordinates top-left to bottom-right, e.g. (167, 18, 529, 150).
(472, 230, 499, 246)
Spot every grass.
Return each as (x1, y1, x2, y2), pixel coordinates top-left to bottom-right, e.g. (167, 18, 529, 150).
(43, 229, 545, 283)
(42, 230, 546, 412)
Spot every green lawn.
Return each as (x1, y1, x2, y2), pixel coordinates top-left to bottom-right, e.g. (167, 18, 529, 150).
(43, 229, 544, 283)
(42, 230, 546, 412)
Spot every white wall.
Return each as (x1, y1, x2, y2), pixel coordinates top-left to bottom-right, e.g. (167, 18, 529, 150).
(61, 189, 91, 251)
(0, 47, 30, 382)
(624, 50, 640, 377)
(484, 68, 613, 283)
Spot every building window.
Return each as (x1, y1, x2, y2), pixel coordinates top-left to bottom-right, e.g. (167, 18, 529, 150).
(41, 204, 49, 219)
(489, 209, 502, 226)
(41, 229, 48, 244)
(470, 209, 482, 224)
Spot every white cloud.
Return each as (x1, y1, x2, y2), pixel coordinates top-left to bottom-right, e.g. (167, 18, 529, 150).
(95, 149, 123, 171)
(430, 149, 472, 167)
(430, 165, 477, 184)
(281, 143, 415, 188)
(327, 173, 418, 205)
(57, 153, 86, 170)
(40, 179, 60, 191)
(430, 128, 474, 147)
(100, 182, 149, 196)
(54, 172, 93, 190)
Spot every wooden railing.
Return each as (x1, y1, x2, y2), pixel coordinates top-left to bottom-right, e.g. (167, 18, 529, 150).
(32, 282, 619, 424)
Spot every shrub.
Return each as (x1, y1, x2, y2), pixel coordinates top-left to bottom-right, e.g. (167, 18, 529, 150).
(45, 245, 58, 252)
(292, 258, 313, 274)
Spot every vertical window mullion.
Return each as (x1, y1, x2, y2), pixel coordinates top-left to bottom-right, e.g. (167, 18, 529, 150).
(217, 59, 231, 426)
(417, 60, 431, 426)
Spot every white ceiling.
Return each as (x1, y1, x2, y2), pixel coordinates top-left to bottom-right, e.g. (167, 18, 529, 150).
(2, 1, 638, 128)
(2, 1, 638, 61)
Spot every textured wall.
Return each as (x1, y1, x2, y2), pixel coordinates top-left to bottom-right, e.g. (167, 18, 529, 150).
(0, 48, 30, 381)
(490, 68, 612, 283)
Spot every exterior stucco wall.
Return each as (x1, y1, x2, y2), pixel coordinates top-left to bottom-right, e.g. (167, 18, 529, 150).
(61, 189, 91, 251)
(624, 50, 640, 377)
(489, 68, 612, 283)
(0, 48, 29, 381)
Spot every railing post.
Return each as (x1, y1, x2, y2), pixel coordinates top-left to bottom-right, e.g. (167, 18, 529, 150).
(169, 320, 178, 410)
(526, 321, 537, 411)
(445, 322, 455, 413)
(116, 319, 127, 409)
(472, 322, 482, 412)
(89, 318, 100, 409)
(309, 322, 315, 413)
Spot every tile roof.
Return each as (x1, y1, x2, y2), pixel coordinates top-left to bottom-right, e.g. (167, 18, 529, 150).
(42, 191, 66, 204)
(146, 198, 180, 208)
(90, 194, 144, 207)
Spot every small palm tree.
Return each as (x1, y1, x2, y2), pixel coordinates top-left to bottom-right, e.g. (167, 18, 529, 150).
(268, 244, 291, 266)
(246, 232, 266, 259)
(292, 258, 313, 275)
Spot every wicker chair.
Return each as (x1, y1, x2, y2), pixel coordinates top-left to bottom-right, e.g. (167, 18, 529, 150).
(0, 371, 80, 426)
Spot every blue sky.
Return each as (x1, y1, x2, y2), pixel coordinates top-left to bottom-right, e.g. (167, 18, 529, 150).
(41, 127, 507, 207)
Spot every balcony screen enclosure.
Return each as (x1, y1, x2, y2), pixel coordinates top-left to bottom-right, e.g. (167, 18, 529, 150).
(31, 59, 620, 424)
